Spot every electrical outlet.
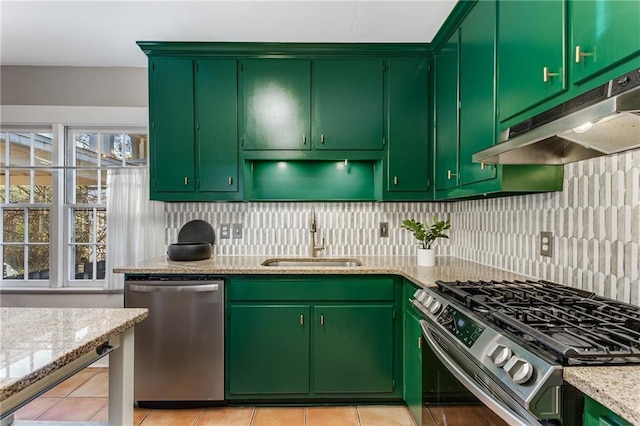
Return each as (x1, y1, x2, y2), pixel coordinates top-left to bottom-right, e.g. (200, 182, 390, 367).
(232, 223, 243, 239)
(220, 224, 230, 239)
(540, 231, 553, 257)
(380, 222, 389, 238)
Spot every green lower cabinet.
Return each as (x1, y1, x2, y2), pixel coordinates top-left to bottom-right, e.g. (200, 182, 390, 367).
(583, 396, 632, 426)
(227, 305, 310, 395)
(403, 308, 422, 425)
(314, 305, 394, 394)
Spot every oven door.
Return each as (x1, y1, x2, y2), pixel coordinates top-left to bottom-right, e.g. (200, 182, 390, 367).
(420, 320, 544, 426)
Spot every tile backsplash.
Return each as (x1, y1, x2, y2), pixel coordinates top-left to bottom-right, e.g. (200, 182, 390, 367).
(165, 148, 640, 306)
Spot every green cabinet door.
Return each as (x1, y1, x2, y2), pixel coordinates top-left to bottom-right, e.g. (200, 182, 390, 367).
(228, 305, 310, 394)
(571, 0, 640, 84)
(313, 60, 384, 150)
(196, 59, 239, 192)
(498, 0, 566, 121)
(314, 305, 394, 393)
(459, 0, 497, 186)
(387, 59, 430, 192)
(240, 59, 311, 150)
(434, 30, 460, 191)
(150, 57, 195, 192)
(404, 309, 422, 425)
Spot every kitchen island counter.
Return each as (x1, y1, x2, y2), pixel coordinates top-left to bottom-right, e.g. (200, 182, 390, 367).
(0, 307, 148, 425)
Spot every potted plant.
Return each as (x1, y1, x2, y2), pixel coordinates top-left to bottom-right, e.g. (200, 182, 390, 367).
(401, 215, 451, 266)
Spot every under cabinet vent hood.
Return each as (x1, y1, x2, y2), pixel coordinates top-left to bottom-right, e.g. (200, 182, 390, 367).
(473, 67, 640, 165)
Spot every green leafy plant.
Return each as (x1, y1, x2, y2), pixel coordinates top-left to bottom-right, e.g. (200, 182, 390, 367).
(401, 215, 451, 249)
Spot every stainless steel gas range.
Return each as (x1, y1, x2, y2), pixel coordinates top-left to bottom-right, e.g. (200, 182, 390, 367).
(413, 280, 640, 425)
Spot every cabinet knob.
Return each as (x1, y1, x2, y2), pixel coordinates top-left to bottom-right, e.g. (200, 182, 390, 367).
(575, 45, 594, 63)
(418, 336, 422, 349)
(393, 176, 399, 185)
(184, 177, 188, 186)
(543, 67, 560, 83)
(302, 134, 307, 144)
(447, 170, 458, 180)
(320, 314, 325, 325)
(321, 134, 325, 144)
(228, 177, 233, 186)
(300, 314, 304, 325)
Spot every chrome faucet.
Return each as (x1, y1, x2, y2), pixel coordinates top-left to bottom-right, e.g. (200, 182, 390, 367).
(309, 209, 325, 257)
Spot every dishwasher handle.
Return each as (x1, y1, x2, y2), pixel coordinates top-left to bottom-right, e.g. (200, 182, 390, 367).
(128, 283, 220, 293)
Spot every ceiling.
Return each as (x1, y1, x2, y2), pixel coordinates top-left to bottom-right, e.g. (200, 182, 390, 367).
(0, 1, 457, 68)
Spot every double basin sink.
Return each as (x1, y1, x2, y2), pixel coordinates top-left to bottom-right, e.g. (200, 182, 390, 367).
(262, 258, 362, 268)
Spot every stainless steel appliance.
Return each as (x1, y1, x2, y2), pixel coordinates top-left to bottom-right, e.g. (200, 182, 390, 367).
(473, 67, 640, 165)
(413, 280, 640, 425)
(124, 274, 225, 405)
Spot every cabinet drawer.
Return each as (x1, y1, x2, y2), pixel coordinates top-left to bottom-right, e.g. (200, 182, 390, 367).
(228, 276, 394, 301)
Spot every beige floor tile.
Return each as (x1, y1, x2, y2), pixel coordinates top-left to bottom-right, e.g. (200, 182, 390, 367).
(69, 369, 109, 397)
(41, 368, 100, 397)
(13, 397, 61, 420)
(196, 406, 254, 425)
(427, 406, 492, 426)
(251, 407, 305, 426)
(36, 397, 108, 422)
(135, 407, 152, 426)
(89, 401, 109, 422)
(307, 406, 360, 426)
(358, 405, 415, 426)
(138, 408, 202, 425)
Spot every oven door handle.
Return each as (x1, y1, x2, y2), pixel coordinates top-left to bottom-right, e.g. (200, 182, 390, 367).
(419, 320, 541, 426)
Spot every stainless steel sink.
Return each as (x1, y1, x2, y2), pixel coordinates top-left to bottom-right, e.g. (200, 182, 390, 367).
(261, 258, 362, 267)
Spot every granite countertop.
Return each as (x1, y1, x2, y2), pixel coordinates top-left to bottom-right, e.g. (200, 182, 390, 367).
(115, 254, 640, 423)
(0, 307, 148, 402)
(564, 366, 640, 425)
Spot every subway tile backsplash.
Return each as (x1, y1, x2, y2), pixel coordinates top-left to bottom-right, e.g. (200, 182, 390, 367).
(165, 148, 640, 306)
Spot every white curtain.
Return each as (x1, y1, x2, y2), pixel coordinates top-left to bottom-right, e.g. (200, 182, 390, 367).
(105, 167, 165, 290)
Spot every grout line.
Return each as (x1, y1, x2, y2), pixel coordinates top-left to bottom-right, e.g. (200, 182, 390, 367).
(249, 406, 256, 425)
(355, 405, 363, 426)
(193, 408, 205, 426)
(304, 406, 307, 426)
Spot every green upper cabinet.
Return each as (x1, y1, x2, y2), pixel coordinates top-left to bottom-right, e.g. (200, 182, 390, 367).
(497, 0, 566, 122)
(386, 59, 430, 196)
(434, 30, 460, 191)
(147, 56, 240, 201)
(314, 305, 394, 394)
(570, 0, 640, 84)
(196, 59, 239, 192)
(459, 0, 497, 186)
(240, 59, 311, 150)
(313, 60, 385, 150)
(150, 57, 195, 193)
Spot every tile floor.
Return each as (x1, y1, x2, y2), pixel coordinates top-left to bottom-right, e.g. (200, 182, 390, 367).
(13, 368, 506, 425)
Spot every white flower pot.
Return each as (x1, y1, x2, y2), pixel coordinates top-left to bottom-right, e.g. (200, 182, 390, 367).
(417, 248, 436, 267)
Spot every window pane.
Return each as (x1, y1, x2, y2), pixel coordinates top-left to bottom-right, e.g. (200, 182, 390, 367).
(97, 209, 106, 244)
(73, 209, 93, 243)
(33, 171, 53, 203)
(3, 245, 24, 278)
(28, 209, 50, 243)
(73, 245, 94, 279)
(0, 171, 5, 203)
(75, 133, 99, 167)
(33, 133, 53, 166)
(28, 244, 49, 279)
(0, 132, 6, 166)
(103, 133, 148, 166)
(96, 245, 106, 279)
(3, 209, 25, 242)
(8, 171, 30, 203)
(76, 170, 99, 204)
(8, 133, 31, 167)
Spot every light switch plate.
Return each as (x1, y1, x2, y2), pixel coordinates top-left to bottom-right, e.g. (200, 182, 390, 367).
(232, 223, 243, 239)
(220, 224, 230, 239)
(540, 231, 553, 257)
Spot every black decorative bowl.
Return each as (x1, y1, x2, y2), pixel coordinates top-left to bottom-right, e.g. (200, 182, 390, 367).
(167, 242, 212, 261)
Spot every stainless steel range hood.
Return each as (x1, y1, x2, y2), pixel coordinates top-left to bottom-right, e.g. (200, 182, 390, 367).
(473, 68, 640, 165)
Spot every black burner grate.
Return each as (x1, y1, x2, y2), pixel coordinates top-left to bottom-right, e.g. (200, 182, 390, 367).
(435, 280, 640, 365)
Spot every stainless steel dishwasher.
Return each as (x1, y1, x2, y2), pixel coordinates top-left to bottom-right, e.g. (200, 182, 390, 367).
(124, 274, 224, 405)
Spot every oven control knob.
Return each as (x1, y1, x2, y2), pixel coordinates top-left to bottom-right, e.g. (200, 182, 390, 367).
(423, 295, 433, 308)
(504, 356, 534, 385)
(415, 290, 428, 303)
(486, 342, 512, 367)
(428, 300, 442, 315)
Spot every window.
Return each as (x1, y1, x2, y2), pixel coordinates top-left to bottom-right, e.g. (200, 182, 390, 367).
(0, 127, 147, 288)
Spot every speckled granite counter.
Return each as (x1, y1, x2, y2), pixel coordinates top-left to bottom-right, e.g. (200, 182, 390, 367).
(564, 366, 640, 424)
(0, 307, 148, 422)
(115, 254, 640, 423)
(114, 255, 530, 287)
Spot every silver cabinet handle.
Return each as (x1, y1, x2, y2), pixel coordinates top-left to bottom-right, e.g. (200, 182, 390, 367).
(184, 177, 189, 186)
(393, 176, 399, 185)
(543, 67, 559, 83)
(321, 134, 325, 144)
(228, 176, 233, 186)
(320, 314, 325, 325)
(575, 45, 594, 63)
(300, 314, 304, 325)
(128, 283, 219, 293)
(302, 134, 307, 144)
(447, 170, 458, 180)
